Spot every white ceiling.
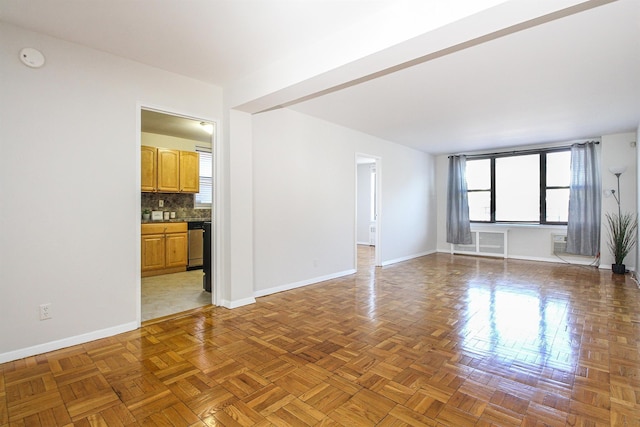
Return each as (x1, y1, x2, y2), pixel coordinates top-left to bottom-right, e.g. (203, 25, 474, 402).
(1, 0, 638, 154)
(141, 110, 213, 144)
(0, 0, 396, 85)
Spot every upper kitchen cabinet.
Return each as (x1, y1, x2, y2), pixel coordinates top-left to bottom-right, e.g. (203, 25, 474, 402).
(141, 146, 199, 193)
(180, 151, 199, 193)
(141, 146, 157, 192)
(157, 148, 180, 192)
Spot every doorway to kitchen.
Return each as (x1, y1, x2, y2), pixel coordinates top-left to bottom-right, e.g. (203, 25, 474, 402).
(139, 107, 217, 322)
(356, 154, 381, 270)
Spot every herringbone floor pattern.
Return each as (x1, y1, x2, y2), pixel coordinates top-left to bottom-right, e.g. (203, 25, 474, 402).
(1, 247, 639, 426)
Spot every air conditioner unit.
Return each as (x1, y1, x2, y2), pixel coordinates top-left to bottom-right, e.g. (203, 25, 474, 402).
(551, 234, 568, 255)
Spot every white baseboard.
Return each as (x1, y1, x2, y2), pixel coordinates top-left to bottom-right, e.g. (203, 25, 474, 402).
(0, 321, 138, 364)
(219, 297, 257, 309)
(599, 264, 636, 272)
(381, 250, 436, 266)
(254, 269, 356, 298)
(357, 241, 372, 246)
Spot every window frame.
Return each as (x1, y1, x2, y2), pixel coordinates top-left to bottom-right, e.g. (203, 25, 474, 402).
(466, 147, 570, 225)
(194, 146, 212, 209)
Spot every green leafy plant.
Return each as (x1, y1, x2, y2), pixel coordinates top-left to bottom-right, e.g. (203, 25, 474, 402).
(606, 212, 638, 265)
(143, 209, 151, 214)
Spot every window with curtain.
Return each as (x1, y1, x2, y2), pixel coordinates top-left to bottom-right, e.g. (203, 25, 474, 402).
(566, 142, 600, 256)
(465, 148, 571, 224)
(195, 147, 212, 208)
(446, 155, 472, 244)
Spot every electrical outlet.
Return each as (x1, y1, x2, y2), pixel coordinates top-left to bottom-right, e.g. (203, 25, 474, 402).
(159, 200, 164, 207)
(39, 303, 52, 320)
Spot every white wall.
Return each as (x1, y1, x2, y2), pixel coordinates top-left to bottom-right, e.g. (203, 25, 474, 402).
(0, 23, 223, 362)
(436, 133, 638, 270)
(252, 109, 435, 295)
(637, 124, 640, 278)
(141, 132, 210, 151)
(225, 110, 256, 307)
(600, 132, 638, 268)
(357, 164, 372, 244)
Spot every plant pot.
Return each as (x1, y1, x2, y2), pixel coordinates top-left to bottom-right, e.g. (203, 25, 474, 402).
(612, 263, 626, 274)
(142, 213, 151, 221)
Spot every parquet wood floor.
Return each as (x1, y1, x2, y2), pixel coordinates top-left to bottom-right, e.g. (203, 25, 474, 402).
(2, 247, 640, 426)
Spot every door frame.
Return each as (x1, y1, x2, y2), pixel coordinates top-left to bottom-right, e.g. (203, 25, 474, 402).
(136, 103, 221, 325)
(355, 153, 381, 268)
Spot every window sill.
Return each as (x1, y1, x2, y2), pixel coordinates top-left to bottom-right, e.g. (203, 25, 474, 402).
(470, 222, 567, 231)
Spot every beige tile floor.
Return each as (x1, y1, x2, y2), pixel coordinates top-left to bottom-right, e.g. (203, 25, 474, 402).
(141, 269, 211, 321)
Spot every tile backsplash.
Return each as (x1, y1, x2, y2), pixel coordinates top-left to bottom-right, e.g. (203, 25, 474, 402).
(142, 193, 211, 220)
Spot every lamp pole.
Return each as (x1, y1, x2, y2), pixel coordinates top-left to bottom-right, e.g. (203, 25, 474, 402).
(614, 172, 622, 218)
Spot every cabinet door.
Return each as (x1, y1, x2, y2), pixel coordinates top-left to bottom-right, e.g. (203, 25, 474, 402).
(157, 148, 180, 192)
(141, 234, 165, 271)
(165, 232, 188, 268)
(141, 146, 157, 192)
(180, 151, 200, 193)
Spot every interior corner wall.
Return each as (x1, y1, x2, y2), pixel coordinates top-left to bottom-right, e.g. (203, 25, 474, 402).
(252, 109, 435, 295)
(637, 123, 640, 275)
(600, 132, 638, 269)
(226, 109, 256, 307)
(0, 23, 222, 362)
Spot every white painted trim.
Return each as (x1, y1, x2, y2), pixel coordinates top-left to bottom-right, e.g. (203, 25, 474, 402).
(220, 297, 257, 309)
(381, 250, 436, 266)
(254, 269, 357, 298)
(0, 322, 138, 364)
(137, 102, 222, 314)
(599, 264, 635, 272)
(355, 152, 382, 268)
(357, 241, 372, 246)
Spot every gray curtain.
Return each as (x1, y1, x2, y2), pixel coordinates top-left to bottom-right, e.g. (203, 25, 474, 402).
(447, 155, 472, 244)
(566, 142, 601, 256)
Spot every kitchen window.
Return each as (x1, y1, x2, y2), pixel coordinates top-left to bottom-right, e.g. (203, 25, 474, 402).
(195, 147, 212, 208)
(466, 148, 570, 224)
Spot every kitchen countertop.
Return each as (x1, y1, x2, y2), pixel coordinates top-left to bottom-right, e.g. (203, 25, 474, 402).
(141, 217, 211, 224)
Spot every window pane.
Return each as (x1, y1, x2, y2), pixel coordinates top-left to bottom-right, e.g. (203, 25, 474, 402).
(547, 151, 571, 187)
(468, 191, 491, 221)
(195, 148, 212, 207)
(466, 159, 490, 190)
(496, 155, 539, 221)
(546, 188, 569, 222)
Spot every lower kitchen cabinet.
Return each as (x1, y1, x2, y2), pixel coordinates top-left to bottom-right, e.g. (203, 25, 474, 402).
(165, 232, 188, 268)
(141, 222, 188, 277)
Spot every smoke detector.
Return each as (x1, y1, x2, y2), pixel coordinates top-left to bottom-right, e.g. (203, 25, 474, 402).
(19, 48, 45, 68)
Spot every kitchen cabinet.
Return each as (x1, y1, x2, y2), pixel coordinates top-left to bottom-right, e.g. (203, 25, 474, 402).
(157, 148, 180, 192)
(179, 151, 199, 193)
(141, 146, 157, 192)
(141, 222, 188, 277)
(141, 146, 199, 193)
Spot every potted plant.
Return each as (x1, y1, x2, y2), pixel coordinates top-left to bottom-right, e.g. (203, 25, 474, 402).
(606, 167, 637, 274)
(142, 209, 151, 221)
(606, 212, 637, 274)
